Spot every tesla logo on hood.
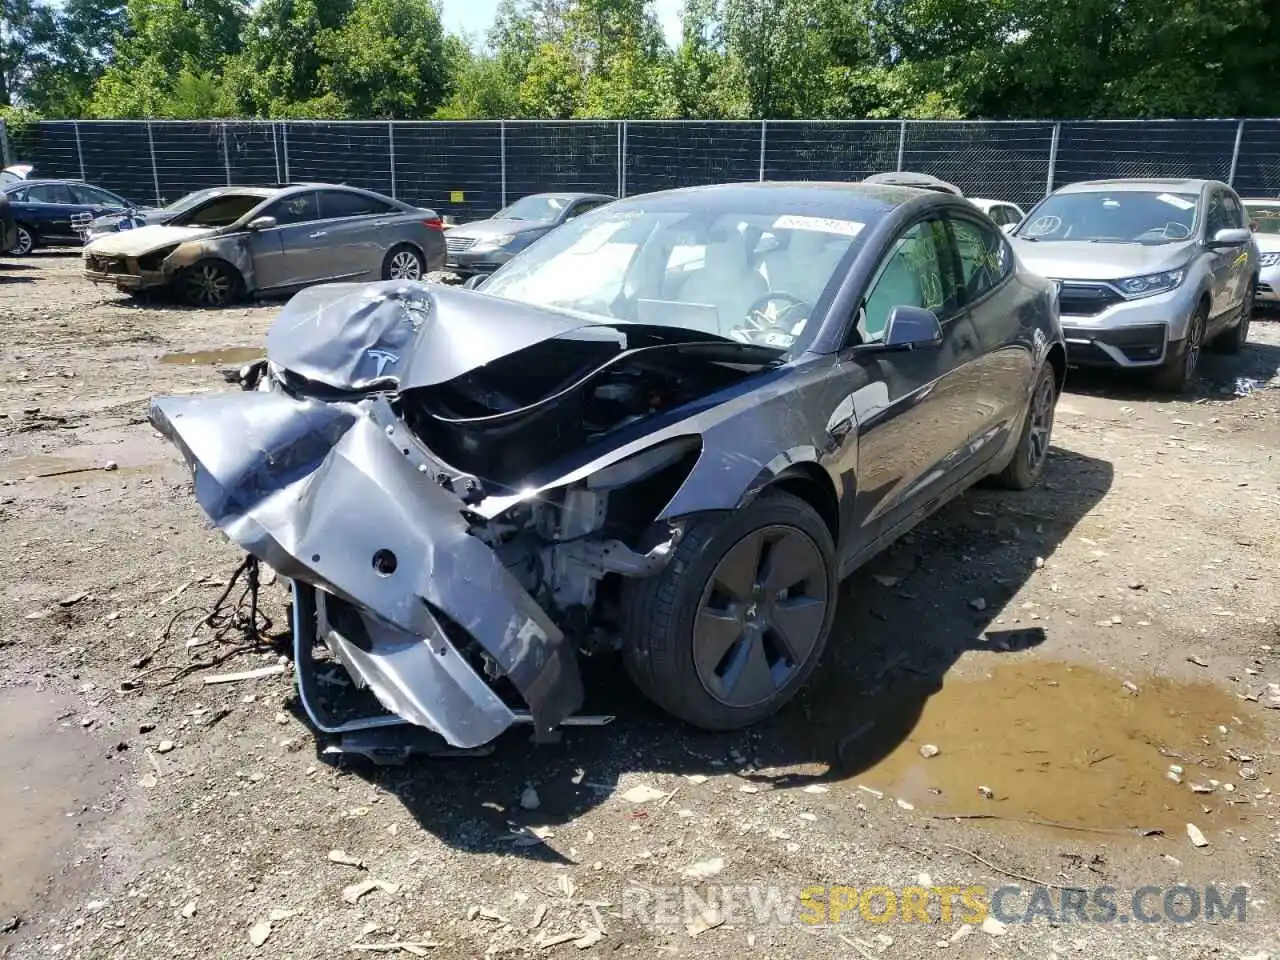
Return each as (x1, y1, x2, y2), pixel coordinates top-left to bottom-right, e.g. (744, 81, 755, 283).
(366, 349, 399, 377)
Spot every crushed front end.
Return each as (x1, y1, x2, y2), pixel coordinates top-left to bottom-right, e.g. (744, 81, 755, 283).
(150, 281, 763, 754)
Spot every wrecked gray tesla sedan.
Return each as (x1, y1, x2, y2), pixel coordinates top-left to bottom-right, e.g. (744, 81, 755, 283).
(150, 182, 1066, 753)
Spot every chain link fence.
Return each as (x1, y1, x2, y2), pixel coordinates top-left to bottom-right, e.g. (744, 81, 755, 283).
(4, 118, 1279, 220)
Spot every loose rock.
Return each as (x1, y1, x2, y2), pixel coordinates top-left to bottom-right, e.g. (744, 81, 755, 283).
(520, 786, 541, 810)
(249, 919, 272, 947)
(919, 744, 940, 759)
(1186, 823, 1210, 848)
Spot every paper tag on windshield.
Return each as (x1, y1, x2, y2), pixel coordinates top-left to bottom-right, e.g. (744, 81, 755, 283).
(773, 215, 865, 238)
(1157, 193, 1195, 211)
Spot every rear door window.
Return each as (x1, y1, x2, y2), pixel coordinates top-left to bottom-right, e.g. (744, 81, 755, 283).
(319, 190, 394, 219)
(26, 183, 75, 204)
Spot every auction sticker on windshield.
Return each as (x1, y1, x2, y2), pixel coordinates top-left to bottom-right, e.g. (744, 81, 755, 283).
(1157, 193, 1196, 211)
(773, 215, 865, 238)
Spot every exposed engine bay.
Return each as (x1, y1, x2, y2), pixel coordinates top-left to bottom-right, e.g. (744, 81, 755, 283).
(155, 280, 781, 757)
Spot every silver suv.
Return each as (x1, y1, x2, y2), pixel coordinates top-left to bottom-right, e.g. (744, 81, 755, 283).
(1010, 178, 1258, 391)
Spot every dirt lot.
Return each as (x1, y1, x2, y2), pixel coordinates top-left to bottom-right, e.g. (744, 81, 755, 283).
(2, 252, 1280, 960)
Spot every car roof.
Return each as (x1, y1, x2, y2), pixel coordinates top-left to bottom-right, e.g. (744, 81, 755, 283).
(521, 192, 616, 201)
(611, 180, 945, 218)
(1055, 178, 1218, 194)
(862, 171, 963, 195)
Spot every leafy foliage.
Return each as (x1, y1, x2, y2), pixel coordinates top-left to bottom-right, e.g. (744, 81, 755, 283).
(2, 0, 1278, 121)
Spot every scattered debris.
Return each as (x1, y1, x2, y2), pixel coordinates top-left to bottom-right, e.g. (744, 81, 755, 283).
(529, 904, 548, 930)
(180, 901, 197, 919)
(1186, 823, 1210, 848)
(683, 774, 709, 785)
(350, 940, 437, 955)
(555, 875, 576, 899)
(948, 924, 972, 944)
(249, 919, 272, 948)
(466, 906, 508, 923)
(980, 916, 1007, 937)
(977, 785, 994, 800)
(620, 784, 666, 804)
(1240, 766, 1259, 781)
(203, 664, 287, 685)
(919, 744, 940, 759)
(59, 592, 89, 607)
(103, 460, 119, 471)
(685, 904, 725, 938)
(155, 740, 175, 754)
(682, 857, 725, 880)
(343, 880, 399, 905)
(802, 784, 830, 794)
(328, 850, 366, 870)
(896, 799, 915, 811)
(968, 598, 987, 612)
(574, 929, 604, 949)
(1122, 680, 1139, 695)
(520, 786, 541, 811)
(268, 908, 297, 923)
(1186, 656, 1208, 668)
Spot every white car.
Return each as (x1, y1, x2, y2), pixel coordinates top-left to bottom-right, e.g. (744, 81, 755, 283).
(1242, 198, 1280, 309)
(969, 197, 1026, 231)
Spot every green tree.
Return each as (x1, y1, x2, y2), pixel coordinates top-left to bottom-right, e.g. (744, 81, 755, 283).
(0, 0, 57, 107)
(315, 0, 452, 118)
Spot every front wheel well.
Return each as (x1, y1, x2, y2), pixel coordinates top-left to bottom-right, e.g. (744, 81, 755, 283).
(1046, 342, 1067, 392)
(763, 464, 839, 543)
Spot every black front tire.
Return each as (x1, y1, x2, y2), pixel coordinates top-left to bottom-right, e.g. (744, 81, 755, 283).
(620, 491, 837, 731)
(1150, 304, 1207, 393)
(990, 361, 1058, 490)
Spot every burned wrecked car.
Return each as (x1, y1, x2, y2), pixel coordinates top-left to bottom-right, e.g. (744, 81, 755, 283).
(84, 184, 447, 307)
(150, 182, 1066, 754)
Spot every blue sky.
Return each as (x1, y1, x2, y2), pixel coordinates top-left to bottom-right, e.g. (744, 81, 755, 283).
(439, 0, 684, 47)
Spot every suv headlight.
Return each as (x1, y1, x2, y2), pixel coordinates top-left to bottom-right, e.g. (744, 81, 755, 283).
(1114, 268, 1185, 299)
(1259, 252, 1280, 268)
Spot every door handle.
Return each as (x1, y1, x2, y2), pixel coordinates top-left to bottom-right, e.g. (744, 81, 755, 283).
(309, 231, 327, 239)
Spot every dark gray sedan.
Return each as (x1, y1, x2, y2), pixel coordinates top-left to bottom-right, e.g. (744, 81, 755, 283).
(444, 192, 615, 277)
(150, 182, 1065, 751)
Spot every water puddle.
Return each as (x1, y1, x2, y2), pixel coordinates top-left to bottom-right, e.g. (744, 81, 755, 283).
(827, 661, 1268, 837)
(0, 688, 116, 921)
(159, 346, 262, 366)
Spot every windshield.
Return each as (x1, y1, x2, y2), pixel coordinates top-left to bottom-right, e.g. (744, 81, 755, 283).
(166, 188, 224, 213)
(479, 202, 869, 356)
(1245, 203, 1280, 236)
(1016, 190, 1199, 244)
(493, 195, 571, 222)
(171, 193, 265, 228)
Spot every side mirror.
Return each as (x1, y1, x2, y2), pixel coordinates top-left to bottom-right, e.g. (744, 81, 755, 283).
(883, 305, 943, 350)
(247, 215, 277, 231)
(462, 274, 486, 290)
(1208, 227, 1251, 248)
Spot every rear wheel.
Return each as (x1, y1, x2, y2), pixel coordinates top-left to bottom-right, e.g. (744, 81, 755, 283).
(621, 491, 837, 731)
(1150, 303, 1207, 392)
(179, 260, 241, 308)
(1210, 282, 1253, 354)
(383, 245, 425, 281)
(8, 224, 34, 257)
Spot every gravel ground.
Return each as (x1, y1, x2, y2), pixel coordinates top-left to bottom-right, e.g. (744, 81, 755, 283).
(2, 252, 1280, 960)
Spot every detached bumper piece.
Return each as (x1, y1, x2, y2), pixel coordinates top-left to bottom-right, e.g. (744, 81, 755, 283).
(1061, 323, 1167, 367)
(148, 389, 601, 757)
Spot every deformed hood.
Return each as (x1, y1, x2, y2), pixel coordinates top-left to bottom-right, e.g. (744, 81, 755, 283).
(84, 223, 214, 256)
(266, 280, 667, 393)
(1010, 239, 1193, 281)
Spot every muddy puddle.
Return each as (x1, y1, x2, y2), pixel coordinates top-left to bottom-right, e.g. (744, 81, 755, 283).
(159, 346, 262, 365)
(810, 661, 1269, 838)
(0, 688, 117, 923)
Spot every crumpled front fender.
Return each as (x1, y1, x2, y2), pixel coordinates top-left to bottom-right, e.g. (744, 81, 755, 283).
(149, 390, 584, 748)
